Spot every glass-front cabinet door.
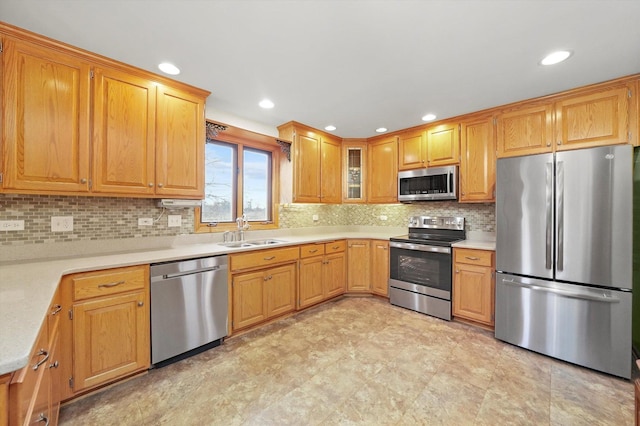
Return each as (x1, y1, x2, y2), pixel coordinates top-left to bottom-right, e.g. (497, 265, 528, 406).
(342, 141, 367, 203)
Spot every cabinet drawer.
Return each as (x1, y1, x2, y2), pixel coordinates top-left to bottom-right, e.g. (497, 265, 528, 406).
(230, 247, 299, 271)
(300, 244, 325, 259)
(324, 240, 346, 254)
(72, 265, 147, 301)
(454, 248, 494, 267)
(9, 320, 48, 425)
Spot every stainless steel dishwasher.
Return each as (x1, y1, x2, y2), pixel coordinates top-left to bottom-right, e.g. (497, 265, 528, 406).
(150, 255, 228, 367)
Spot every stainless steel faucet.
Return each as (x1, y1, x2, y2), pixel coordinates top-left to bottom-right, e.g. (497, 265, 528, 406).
(235, 214, 250, 241)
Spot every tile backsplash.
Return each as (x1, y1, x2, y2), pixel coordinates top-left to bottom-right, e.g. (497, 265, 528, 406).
(0, 194, 494, 247)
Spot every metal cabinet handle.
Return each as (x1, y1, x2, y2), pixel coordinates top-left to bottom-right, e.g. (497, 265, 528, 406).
(455, 269, 460, 273)
(557, 161, 565, 271)
(80, 178, 87, 184)
(35, 413, 49, 426)
(98, 280, 125, 288)
(137, 301, 144, 307)
(332, 245, 340, 250)
(49, 360, 59, 369)
(264, 256, 276, 260)
(464, 256, 480, 261)
(158, 183, 164, 188)
(148, 183, 154, 187)
(51, 304, 62, 315)
(263, 275, 273, 281)
(309, 249, 318, 253)
(33, 349, 49, 371)
(557, 140, 562, 145)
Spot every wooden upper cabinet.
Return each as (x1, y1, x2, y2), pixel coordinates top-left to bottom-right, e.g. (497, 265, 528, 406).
(460, 117, 496, 203)
(320, 135, 342, 203)
(155, 85, 205, 198)
(368, 136, 398, 203)
(278, 122, 342, 204)
(496, 103, 554, 158)
(293, 129, 321, 202)
(342, 140, 367, 203)
(2, 36, 91, 192)
(426, 122, 460, 166)
(92, 66, 156, 194)
(554, 85, 630, 150)
(398, 130, 426, 170)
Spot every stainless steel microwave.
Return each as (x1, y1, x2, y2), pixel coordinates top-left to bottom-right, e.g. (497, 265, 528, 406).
(397, 165, 458, 202)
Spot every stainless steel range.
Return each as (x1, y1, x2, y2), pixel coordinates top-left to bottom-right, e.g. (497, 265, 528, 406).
(389, 216, 465, 320)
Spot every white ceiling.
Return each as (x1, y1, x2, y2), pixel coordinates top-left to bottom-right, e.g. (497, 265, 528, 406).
(2, 0, 640, 138)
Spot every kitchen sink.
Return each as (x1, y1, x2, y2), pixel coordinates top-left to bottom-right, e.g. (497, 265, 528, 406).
(218, 239, 285, 248)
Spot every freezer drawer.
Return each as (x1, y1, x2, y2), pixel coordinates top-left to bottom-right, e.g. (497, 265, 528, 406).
(495, 272, 632, 378)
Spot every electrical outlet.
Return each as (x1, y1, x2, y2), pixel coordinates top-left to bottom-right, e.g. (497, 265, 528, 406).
(0, 220, 25, 231)
(379, 215, 388, 221)
(168, 215, 182, 227)
(51, 216, 73, 232)
(312, 214, 319, 221)
(138, 218, 153, 226)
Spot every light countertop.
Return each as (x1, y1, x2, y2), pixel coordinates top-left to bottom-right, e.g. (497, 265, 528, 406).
(452, 231, 496, 251)
(0, 226, 496, 375)
(0, 227, 402, 376)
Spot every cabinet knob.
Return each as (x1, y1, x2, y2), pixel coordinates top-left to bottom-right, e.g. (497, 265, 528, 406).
(158, 183, 164, 188)
(455, 269, 460, 273)
(558, 140, 562, 145)
(80, 178, 87, 184)
(547, 142, 552, 147)
(148, 183, 154, 187)
(49, 360, 59, 369)
(138, 301, 144, 307)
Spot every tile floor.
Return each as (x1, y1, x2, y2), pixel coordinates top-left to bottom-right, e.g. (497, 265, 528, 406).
(59, 297, 634, 425)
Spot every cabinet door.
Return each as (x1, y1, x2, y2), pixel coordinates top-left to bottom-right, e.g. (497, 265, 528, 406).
(320, 136, 342, 203)
(155, 85, 205, 198)
(232, 271, 266, 330)
(299, 256, 325, 309)
(293, 129, 321, 202)
(427, 123, 460, 166)
(555, 86, 630, 150)
(2, 37, 91, 192)
(398, 130, 426, 170)
(347, 240, 371, 292)
(460, 118, 496, 202)
(368, 136, 398, 203)
(453, 263, 494, 326)
(265, 264, 296, 318)
(92, 67, 156, 194)
(73, 291, 149, 392)
(496, 103, 553, 158)
(370, 240, 389, 296)
(324, 252, 346, 298)
(342, 142, 367, 203)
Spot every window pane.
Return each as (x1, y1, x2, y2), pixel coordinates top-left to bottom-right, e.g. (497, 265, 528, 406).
(202, 142, 235, 223)
(243, 149, 271, 221)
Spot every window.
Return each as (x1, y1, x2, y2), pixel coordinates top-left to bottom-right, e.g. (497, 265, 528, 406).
(196, 123, 280, 232)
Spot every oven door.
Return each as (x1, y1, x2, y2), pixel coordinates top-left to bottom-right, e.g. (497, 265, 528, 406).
(389, 241, 452, 300)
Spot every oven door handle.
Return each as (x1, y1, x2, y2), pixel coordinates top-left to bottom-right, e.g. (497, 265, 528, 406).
(390, 241, 451, 254)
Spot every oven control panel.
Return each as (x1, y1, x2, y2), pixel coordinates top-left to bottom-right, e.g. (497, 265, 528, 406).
(408, 216, 464, 230)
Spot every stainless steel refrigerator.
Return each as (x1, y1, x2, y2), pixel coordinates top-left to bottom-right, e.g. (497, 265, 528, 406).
(495, 144, 633, 379)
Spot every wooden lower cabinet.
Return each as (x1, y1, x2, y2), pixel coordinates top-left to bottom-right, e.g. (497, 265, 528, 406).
(60, 265, 150, 399)
(232, 263, 297, 332)
(347, 240, 371, 292)
(8, 291, 62, 426)
(452, 248, 495, 327)
(298, 241, 346, 309)
(370, 240, 390, 297)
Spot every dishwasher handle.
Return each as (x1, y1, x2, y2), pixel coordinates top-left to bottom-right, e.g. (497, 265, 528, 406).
(155, 265, 227, 281)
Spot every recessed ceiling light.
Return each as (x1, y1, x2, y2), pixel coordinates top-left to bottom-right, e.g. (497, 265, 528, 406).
(259, 99, 275, 109)
(375, 127, 388, 133)
(540, 50, 572, 66)
(158, 62, 180, 75)
(422, 113, 437, 122)
(324, 125, 336, 131)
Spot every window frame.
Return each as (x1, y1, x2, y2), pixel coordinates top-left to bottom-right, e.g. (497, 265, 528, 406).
(195, 121, 281, 233)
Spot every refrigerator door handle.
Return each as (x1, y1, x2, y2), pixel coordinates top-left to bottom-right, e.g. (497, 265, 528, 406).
(545, 162, 553, 269)
(557, 161, 564, 271)
(501, 278, 620, 303)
